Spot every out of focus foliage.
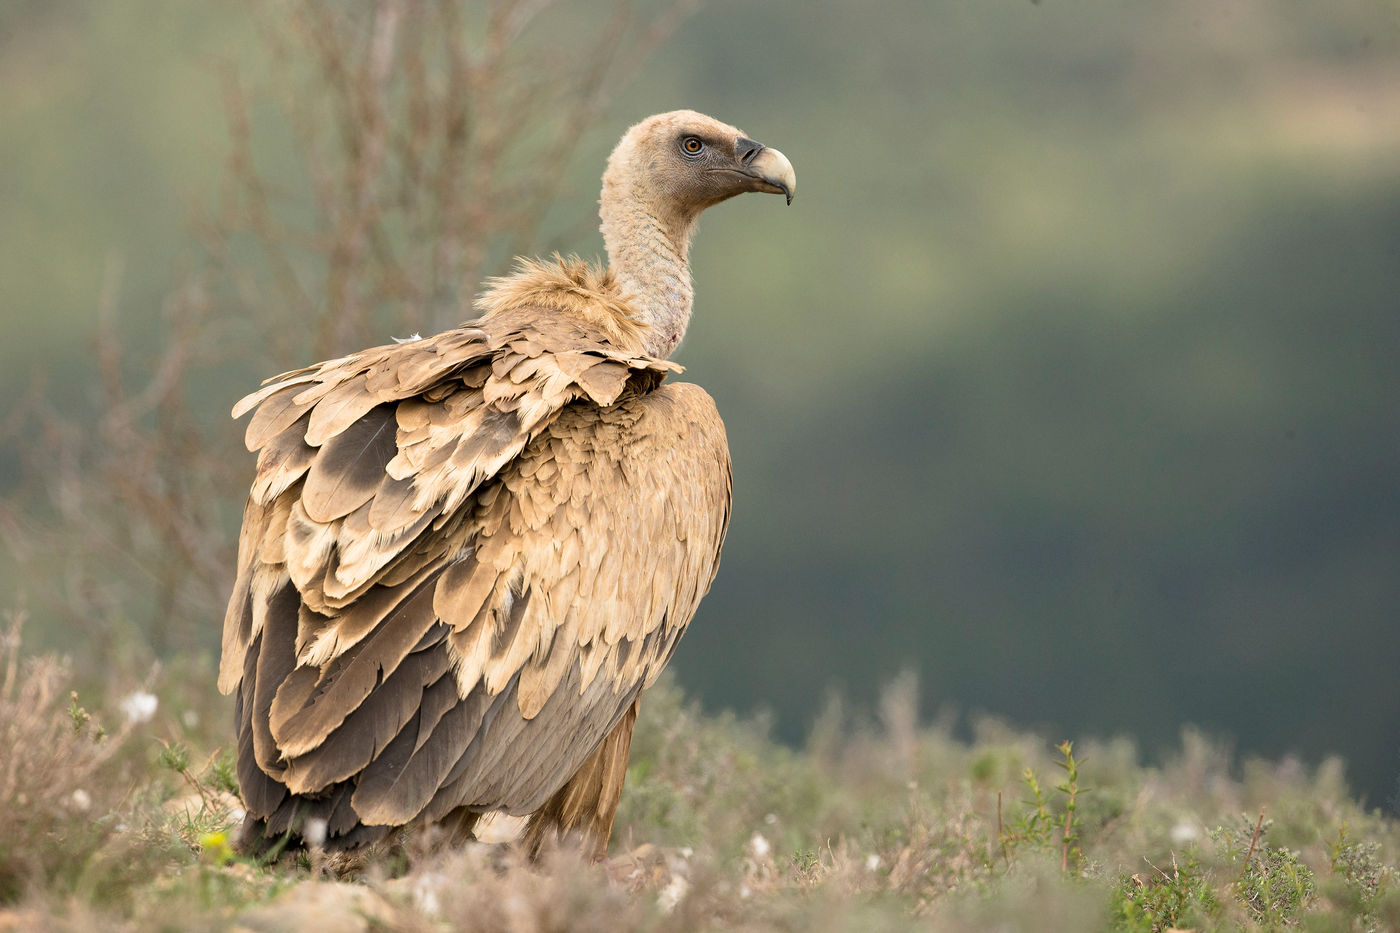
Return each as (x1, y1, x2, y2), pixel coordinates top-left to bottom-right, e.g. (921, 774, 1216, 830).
(1, 0, 1398, 810)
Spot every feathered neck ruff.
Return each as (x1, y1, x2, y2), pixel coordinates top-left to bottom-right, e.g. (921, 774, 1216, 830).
(475, 256, 651, 356)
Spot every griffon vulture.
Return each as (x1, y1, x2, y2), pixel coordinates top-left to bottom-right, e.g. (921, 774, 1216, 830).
(220, 111, 795, 858)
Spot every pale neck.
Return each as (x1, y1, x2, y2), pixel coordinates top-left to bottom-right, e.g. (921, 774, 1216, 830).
(599, 186, 698, 359)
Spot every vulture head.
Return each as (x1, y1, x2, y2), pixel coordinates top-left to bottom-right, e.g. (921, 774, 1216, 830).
(599, 110, 795, 356)
(602, 110, 796, 221)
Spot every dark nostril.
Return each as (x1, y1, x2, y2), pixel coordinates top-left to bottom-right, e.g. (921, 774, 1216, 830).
(735, 136, 764, 167)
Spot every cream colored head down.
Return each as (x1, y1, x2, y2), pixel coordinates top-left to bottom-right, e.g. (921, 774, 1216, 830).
(599, 110, 795, 356)
(220, 111, 794, 859)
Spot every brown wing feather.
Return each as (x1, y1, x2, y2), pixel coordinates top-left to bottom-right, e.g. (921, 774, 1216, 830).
(347, 382, 728, 827)
(271, 573, 441, 759)
(300, 404, 399, 522)
(278, 625, 451, 793)
(221, 267, 720, 849)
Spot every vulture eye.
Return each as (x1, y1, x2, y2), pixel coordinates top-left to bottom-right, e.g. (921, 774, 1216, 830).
(681, 136, 704, 156)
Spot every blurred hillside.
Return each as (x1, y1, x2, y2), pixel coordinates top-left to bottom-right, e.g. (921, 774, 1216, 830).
(2, 0, 1398, 806)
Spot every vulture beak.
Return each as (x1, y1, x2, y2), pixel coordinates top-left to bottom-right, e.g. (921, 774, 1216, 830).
(734, 135, 796, 205)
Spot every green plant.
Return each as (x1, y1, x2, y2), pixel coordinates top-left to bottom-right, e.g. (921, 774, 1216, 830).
(1001, 767, 1053, 857)
(1111, 853, 1218, 933)
(1054, 740, 1088, 872)
(1326, 825, 1397, 927)
(1209, 811, 1318, 925)
(998, 739, 1090, 873)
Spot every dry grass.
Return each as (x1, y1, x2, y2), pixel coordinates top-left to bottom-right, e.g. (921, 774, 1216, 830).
(0, 625, 1395, 931)
(0, 610, 140, 904)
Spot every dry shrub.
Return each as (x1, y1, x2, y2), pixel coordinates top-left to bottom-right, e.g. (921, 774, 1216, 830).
(0, 611, 134, 902)
(0, 269, 240, 664)
(0, 0, 694, 669)
(382, 844, 660, 933)
(206, 0, 698, 366)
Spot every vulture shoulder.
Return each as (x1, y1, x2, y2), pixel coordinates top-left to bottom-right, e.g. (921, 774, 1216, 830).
(219, 260, 731, 839)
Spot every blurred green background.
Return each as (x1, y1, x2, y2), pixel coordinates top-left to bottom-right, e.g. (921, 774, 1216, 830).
(3, 1, 1398, 806)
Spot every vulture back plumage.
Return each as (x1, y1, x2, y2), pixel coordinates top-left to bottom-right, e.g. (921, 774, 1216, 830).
(221, 111, 795, 857)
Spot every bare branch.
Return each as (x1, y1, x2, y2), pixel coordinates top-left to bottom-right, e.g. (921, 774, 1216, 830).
(1, 0, 695, 671)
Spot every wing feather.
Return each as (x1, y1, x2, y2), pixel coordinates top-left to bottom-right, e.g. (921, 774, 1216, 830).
(350, 681, 501, 825)
(280, 629, 449, 793)
(301, 404, 400, 523)
(250, 583, 301, 774)
(244, 384, 317, 452)
(303, 374, 383, 448)
(233, 370, 317, 419)
(270, 573, 440, 757)
(222, 289, 723, 847)
(366, 474, 419, 533)
(251, 419, 316, 504)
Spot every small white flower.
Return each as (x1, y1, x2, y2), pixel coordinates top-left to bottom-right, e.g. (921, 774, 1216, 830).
(763, 812, 778, 825)
(302, 817, 328, 848)
(865, 853, 881, 872)
(679, 846, 693, 859)
(658, 874, 689, 913)
(411, 873, 443, 916)
(120, 691, 158, 724)
(70, 788, 92, 811)
(747, 832, 771, 860)
(1170, 821, 1199, 846)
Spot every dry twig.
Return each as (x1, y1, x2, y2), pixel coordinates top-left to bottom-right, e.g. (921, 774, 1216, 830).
(1, 0, 692, 670)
